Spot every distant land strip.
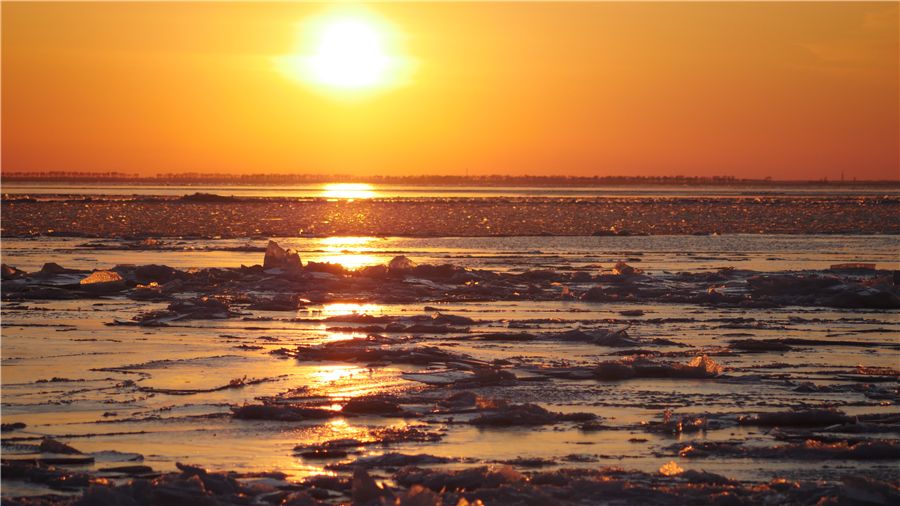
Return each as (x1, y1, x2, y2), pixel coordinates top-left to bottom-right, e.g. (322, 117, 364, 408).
(2, 172, 898, 187)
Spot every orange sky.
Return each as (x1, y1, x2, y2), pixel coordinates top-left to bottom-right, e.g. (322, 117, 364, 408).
(2, 2, 898, 180)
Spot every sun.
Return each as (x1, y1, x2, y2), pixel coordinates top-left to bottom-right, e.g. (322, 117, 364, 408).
(276, 9, 414, 96)
(310, 22, 388, 88)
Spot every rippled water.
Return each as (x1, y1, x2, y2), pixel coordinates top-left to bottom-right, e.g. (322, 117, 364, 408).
(4, 183, 898, 199)
(2, 233, 899, 498)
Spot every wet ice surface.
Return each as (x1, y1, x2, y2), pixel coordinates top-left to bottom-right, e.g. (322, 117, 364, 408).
(2, 234, 899, 274)
(1, 234, 899, 503)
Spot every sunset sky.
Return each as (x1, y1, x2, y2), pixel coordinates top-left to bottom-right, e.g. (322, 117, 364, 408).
(2, 2, 898, 180)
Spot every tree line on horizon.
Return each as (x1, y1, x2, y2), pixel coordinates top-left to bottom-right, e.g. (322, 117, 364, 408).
(1, 171, 896, 186)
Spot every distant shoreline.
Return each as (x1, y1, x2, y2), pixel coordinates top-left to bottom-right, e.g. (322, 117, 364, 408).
(2, 173, 898, 188)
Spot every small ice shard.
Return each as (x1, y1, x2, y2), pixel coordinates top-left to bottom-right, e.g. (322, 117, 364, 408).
(1, 422, 26, 432)
(263, 240, 286, 268)
(793, 382, 819, 392)
(822, 287, 900, 309)
(40, 438, 82, 455)
(580, 285, 606, 301)
(135, 264, 179, 283)
(843, 475, 900, 506)
(342, 399, 402, 414)
(403, 277, 450, 290)
(468, 403, 593, 426)
(830, 263, 876, 270)
(432, 312, 476, 325)
(42, 262, 74, 274)
(282, 248, 302, 271)
(475, 397, 509, 410)
(739, 408, 854, 427)
(613, 261, 643, 275)
(79, 270, 128, 292)
(659, 461, 684, 476)
(686, 355, 724, 375)
(402, 370, 475, 386)
(161, 278, 183, 293)
(358, 264, 388, 278)
(746, 275, 841, 295)
(232, 405, 304, 421)
(389, 255, 417, 270)
(81, 270, 123, 284)
(1, 264, 25, 280)
(352, 467, 394, 504)
(437, 391, 478, 409)
(397, 485, 442, 506)
(593, 361, 636, 380)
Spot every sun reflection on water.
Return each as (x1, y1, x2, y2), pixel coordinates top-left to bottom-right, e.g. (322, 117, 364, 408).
(309, 365, 385, 401)
(325, 332, 366, 342)
(312, 237, 387, 270)
(319, 236, 376, 247)
(321, 184, 375, 199)
(311, 365, 363, 384)
(289, 462, 335, 478)
(322, 303, 384, 316)
(321, 420, 375, 444)
(318, 253, 384, 270)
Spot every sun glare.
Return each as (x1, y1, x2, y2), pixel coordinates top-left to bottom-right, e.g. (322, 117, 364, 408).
(276, 9, 414, 96)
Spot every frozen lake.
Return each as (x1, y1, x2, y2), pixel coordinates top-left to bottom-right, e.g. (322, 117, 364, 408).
(2, 232, 898, 499)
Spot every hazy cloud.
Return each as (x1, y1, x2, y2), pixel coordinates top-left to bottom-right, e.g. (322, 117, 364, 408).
(863, 5, 900, 29)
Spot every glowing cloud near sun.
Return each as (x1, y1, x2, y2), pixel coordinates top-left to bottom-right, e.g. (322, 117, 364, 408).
(276, 8, 415, 96)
